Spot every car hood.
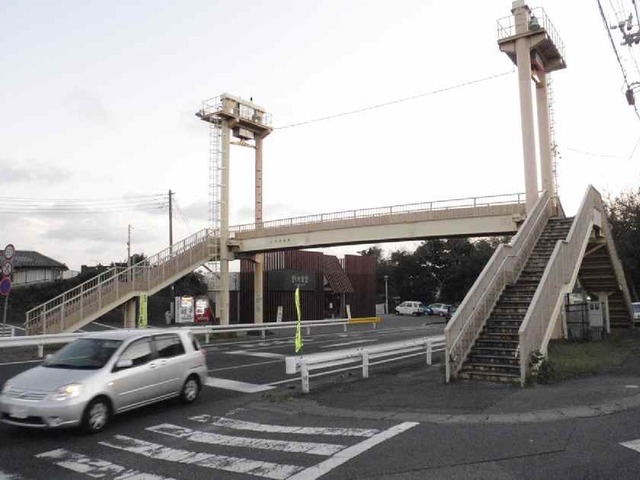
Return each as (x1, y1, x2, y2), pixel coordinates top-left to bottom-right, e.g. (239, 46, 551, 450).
(7, 365, 98, 392)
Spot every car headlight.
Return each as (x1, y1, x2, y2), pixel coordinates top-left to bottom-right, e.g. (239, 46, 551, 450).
(51, 383, 84, 401)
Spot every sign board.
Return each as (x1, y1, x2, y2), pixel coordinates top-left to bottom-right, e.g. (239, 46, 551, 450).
(0, 278, 11, 296)
(268, 269, 316, 291)
(3, 244, 15, 261)
(175, 296, 195, 323)
(276, 305, 283, 323)
(1, 261, 12, 278)
(138, 294, 148, 328)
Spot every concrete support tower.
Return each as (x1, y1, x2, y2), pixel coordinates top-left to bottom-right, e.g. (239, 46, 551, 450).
(498, 1, 566, 213)
(197, 94, 272, 325)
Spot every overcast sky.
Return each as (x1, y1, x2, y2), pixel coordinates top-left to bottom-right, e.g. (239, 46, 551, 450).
(2, 1, 640, 271)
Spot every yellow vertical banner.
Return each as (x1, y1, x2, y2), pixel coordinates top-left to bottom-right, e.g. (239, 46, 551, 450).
(294, 287, 303, 352)
(138, 294, 148, 328)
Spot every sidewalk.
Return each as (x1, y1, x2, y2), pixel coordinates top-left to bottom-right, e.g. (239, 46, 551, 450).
(271, 359, 640, 424)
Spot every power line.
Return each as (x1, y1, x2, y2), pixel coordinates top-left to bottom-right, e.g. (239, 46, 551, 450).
(0, 193, 168, 214)
(597, 0, 640, 121)
(274, 70, 515, 130)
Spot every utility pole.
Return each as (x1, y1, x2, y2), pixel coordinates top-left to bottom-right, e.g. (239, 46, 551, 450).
(168, 190, 175, 324)
(127, 224, 132, 268)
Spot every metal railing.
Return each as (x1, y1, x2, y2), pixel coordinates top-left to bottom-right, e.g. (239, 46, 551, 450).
(496, 7, 565, 61)
(25, 229, 213, 336)
(445, 191, 552, 382)
(285, 335, 445, 393)
(518, 186, 601, 385)
(230, 193, 525, 234)
(0, 318, 363, 358)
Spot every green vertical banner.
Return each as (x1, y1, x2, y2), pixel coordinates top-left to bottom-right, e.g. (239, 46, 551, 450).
(294, 287, 303, 353)
(138, 294, 148, 328)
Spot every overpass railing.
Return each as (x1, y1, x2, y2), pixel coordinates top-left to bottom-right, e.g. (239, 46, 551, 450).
(25, 229, 213, 335)
(445, 191, 552, 381)
(230, 192, 525, 234)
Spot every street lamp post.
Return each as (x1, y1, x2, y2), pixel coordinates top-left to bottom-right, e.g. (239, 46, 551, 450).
(384, 275, 389, 314)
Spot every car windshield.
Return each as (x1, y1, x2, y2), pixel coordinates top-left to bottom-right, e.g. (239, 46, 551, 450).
(634, 304, 640, 313)
(43, 338, 122, 370)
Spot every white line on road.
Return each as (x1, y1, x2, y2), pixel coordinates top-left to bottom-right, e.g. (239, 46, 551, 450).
(205, 376, 275, 392)
(320, 339, 376, 348)
(225, 350, 286, 358)
(208, 359, 281, 373)
(0, 470, 22, 479)
(148, 423, 345, 455)
(36, 448, 175, 479)
(286, 422, 419, 480)
(189, 415, 379, 437)
(99, 435, 303, 480)
(620, 439, 640, 452)
(92, 322, 119, 329)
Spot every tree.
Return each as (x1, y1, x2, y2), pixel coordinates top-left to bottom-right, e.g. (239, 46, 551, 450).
(605, 189, 640, 300)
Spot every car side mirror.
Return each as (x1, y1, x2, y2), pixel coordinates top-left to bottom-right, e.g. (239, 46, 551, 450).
(115, 359, 133, 369)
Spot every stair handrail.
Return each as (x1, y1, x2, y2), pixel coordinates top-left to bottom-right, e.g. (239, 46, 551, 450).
(445, 190, 552, 381)
(518, 186, 601, 385)
(25, 228, 213, 332)
(599, 208, 635, 323)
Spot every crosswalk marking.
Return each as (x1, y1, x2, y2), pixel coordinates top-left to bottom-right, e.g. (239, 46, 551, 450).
(35, 448, 174, 479)
(287, 422, 419, 480)
(148, 423, 345, 455)
(620, 439, 640, 452)
(205, 376, 275, 392)
(99, 435, 302, 480)
(189, 415, 380, 437)
(225, 350, 286, 358)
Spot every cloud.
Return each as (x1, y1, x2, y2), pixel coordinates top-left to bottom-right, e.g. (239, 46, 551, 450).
(0, 158, 73, 184)
(65, 89, 111, 125)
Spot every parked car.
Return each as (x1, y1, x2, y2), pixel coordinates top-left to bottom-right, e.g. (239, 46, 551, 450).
(421, 303, 434, 316)
(429, 303, 450, 317)
(395, 301, 426, 316)
(633, 302, 640, 322)
(0, 329, 208, 433)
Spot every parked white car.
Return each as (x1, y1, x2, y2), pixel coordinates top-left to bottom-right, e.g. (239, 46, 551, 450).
(395, 301, 425, 316)
(428, 303, 450, 317)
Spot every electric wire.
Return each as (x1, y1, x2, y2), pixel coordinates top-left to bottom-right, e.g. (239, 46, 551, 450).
(274, 70, 514, 130)
(0, 193, 168, 214)
(173, 196, 194, 233)
(597, 0, 640, 122)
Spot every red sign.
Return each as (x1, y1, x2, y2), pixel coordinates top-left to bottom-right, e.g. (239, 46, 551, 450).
(1, 261, 12, 278)
(3, 244, 15, 261)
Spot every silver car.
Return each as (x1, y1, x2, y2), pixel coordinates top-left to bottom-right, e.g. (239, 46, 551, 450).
(0, 329, 208, 433)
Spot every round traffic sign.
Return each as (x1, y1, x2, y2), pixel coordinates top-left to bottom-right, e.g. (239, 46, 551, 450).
(1, 261, 12, 277)
(3, 244, 15, 261)
(0, 277, 11, 296)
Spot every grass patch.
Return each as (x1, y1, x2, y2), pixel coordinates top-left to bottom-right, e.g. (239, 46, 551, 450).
(547, 329, 640, 379)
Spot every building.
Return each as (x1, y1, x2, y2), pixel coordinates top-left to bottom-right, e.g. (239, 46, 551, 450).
(1, 250, 69, 287)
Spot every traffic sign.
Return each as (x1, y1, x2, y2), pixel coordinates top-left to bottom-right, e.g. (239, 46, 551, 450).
(0, 277, 11, 296)
(3, 244, 15, 261)
(1, 261, 12, 277)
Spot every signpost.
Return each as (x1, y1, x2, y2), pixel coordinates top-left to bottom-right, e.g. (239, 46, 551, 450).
(1, 244, 15, 336)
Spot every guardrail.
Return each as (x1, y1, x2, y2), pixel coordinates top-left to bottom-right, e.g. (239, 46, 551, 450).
(0, 319, 359, 358)
(0, 325, 16, 337)
(285, 335, 445, 393)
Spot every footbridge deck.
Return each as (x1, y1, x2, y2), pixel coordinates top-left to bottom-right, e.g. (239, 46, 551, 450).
(231, 193, 527, 253)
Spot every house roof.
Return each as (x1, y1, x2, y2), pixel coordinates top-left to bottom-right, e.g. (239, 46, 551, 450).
(322, 255, 355, 294)
(0, 250, 68, 270)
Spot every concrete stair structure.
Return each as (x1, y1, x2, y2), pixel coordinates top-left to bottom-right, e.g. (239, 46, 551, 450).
(458, 218, 573, 383)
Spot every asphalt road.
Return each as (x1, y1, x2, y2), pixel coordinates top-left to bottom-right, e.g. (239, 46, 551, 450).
(1, 315, 640, 479)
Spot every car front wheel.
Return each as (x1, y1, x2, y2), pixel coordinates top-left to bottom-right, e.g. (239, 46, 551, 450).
(82, 397, 110, 434)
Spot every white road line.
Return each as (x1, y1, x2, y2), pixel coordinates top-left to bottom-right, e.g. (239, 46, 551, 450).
(148, 423, 345, 456)
(0, 470, 22, 479)
(36, 448, 174, 479)
(189, 415, 379, 437)
(208, 359, 281, 373)
(92, 322, 119, 329)
(205, 376, 275, 392)
(0, 359, 42, 367)
(320, 339, 376, 348)
(99, 435, 303, 480)
(225, 350, 286, 358)
(620, 439, 640, 452)
(287, 422, 419, 480)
